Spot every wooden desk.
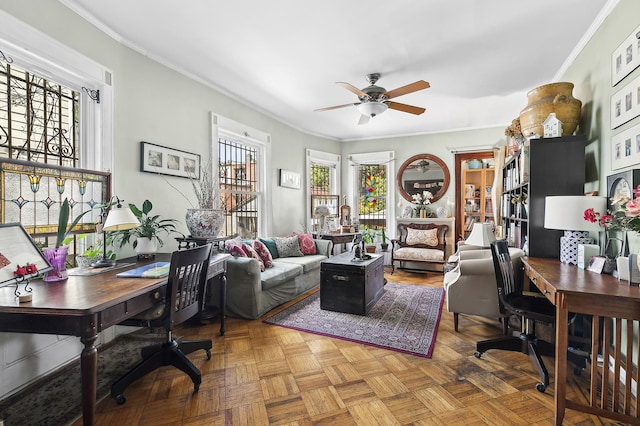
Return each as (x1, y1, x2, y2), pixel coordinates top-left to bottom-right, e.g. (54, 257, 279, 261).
(313, 232, 360, 255)
(0, 252, 229, 426)
(522, 257, 640, 425)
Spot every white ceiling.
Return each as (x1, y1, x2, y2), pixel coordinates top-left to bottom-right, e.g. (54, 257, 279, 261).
(60, 0, 612, 141)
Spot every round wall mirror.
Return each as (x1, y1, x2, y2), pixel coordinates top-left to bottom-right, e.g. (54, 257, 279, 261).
(397, 154, 450, 203)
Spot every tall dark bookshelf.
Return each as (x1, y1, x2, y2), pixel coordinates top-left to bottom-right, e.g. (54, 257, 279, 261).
(501, 135, 585, 258)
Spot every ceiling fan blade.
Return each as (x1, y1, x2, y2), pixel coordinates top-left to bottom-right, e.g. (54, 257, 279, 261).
(314, 103, 359, 112)
(358, 114, 370, 125)
(387, 101, 426, 115)
(384, 80, 430, 99)
(336, 82, 369, 99)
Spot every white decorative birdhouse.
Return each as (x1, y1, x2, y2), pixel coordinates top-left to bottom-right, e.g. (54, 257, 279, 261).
(543, 113, 563, 138)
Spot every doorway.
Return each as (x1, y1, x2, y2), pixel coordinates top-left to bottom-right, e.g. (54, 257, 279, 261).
(454, 151, 495, 242)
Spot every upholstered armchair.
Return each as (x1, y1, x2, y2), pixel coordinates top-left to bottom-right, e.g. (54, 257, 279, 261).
(390, 223, 448, 273)
(444, 245, 524, 333)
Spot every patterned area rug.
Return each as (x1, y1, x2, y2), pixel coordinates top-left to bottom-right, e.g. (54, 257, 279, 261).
(264, 283, 444, 358)
(0, 330, 164, 426)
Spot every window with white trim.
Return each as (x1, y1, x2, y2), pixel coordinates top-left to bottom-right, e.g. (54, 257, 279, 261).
(306, 149, 340, 232)
(212, 113, 270, 238)
(348, 151, 396, 240)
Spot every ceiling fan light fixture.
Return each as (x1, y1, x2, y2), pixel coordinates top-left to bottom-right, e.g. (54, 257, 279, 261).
(416, 160, 430, 173)
(357, 101, 388, 117)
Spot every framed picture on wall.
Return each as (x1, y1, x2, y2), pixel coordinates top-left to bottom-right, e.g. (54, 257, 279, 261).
(610, 74, 640, 129)
(140, 141, 201, 179)
(611, 24, 640, 86)
(610, 122, 640, 170)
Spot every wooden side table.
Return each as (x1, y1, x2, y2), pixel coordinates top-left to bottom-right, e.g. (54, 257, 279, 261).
(201, 252, 230, 335)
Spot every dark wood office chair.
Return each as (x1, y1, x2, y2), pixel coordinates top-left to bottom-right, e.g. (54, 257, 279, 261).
(474, 240, 586, 393)
(110, 244, 213, 404)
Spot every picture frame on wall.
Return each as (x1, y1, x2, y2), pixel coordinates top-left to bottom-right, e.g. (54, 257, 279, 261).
(140, 141, 201, 179)
(610, 74, 640, 129)
(611, 122, 640, 170)
(279, 169, 301, 189)
(611, 23, 640, 86)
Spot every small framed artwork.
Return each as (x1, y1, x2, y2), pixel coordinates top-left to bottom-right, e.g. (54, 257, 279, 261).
(611, 23, 640, 86)
(610, 74, 640, 129)
(610, 122, 640, 170)
(140, 141, 201, 179)
(587, 256, 606, 274)
(279, 169, 301, 189)
(0, 223, 52, 287)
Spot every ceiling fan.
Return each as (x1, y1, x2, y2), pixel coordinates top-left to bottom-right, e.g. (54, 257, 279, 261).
(314, 73, 430, 125)
(407, 159, 431, 173)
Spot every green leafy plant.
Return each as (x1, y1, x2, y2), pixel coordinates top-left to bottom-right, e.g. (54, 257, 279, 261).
(379, 228, 388, 244)
(361, 228, 377, 244)
(111, 200, 181, 248)
(54, 198, 98, 248)
(64, 234, 116, 261)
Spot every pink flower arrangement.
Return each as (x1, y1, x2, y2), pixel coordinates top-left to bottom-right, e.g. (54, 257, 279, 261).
(584, 185, 640, 233)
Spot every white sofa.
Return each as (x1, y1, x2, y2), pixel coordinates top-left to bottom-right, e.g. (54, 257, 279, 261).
(443, 244, 524, 332)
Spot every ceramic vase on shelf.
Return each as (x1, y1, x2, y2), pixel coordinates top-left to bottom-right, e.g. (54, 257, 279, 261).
(43, 246, 68, 282)
(185, 208, 225, 239)
(519, 82, 582, 138)
(420, 208, 427, 218)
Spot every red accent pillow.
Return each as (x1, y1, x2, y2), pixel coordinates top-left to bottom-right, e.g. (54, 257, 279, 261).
(228, 244, 247, 258)
(242, 244, 265, 272)
(253, 240, 274, 268)
(294, 233, 316, 255)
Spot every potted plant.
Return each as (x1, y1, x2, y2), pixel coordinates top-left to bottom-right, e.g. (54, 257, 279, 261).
(43, 198, 97, 281)
(379, 228, 389, 252)
(68, 234, 115, 267)
(168, 158, 225, 238)
(111, 200, 180, 255)
(361, 228, 377, 253)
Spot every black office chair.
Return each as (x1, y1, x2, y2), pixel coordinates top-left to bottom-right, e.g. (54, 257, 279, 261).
(111, 244, 213, 404)
(474, 240, 586, 393)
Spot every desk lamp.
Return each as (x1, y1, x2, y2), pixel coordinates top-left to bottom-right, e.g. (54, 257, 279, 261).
(465, 223, 496, 248)
(91, 197, 140, 268)
(543, 195, 607, 265)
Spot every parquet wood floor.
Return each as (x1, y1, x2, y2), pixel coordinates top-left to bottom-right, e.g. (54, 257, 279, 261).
(75, 268, 625, 425)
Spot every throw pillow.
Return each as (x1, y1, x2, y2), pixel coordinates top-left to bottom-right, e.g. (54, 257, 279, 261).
(274, 236, 304, 257)
(225, 236, 243, 252)
(252, 240, 274, 268)
(293, 232, 316, 255)
(228, 244, 247, 257)
(259, 237, 279, 259)
(242, 244, 265, 272)
(406, 228, 439, 247)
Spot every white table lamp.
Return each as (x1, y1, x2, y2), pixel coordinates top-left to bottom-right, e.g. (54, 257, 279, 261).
(92, 197, 140, 268)
(544, 195, 607, 265)
(465, 223, 496, 248)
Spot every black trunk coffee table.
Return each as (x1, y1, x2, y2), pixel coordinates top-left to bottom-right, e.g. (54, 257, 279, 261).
(320, 252, 384, 315)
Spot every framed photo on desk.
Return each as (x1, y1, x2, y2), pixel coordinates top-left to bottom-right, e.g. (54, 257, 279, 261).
(0, 223, 52, 287)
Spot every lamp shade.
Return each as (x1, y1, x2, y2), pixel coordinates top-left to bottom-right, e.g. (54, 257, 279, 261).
(465, 223, 496, 247)
(544, 196, 607, 232)
(357, 101, 388, 117)
(103, 205, 140, 231)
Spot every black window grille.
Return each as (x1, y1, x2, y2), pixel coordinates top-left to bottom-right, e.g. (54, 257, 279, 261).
(218, 137, 259, 238)
(0, 63, 79, 167)
(310, 163, 331, 195)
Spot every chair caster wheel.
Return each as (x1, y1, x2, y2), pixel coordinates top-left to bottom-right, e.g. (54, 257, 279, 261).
(194, 383, 200, 391)
(206, 349, 211, 360)
(115, 394, 126, 405)
(536, 383, 546, 393)
(474, 351, 482, 359)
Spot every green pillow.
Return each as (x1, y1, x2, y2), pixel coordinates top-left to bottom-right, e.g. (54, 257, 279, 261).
(259, 237, 279, 259)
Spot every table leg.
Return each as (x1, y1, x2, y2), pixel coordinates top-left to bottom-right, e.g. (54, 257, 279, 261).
(80, 333, 99, 426)
(219, 272, 227, 335)
(555, 293, 569, 426)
